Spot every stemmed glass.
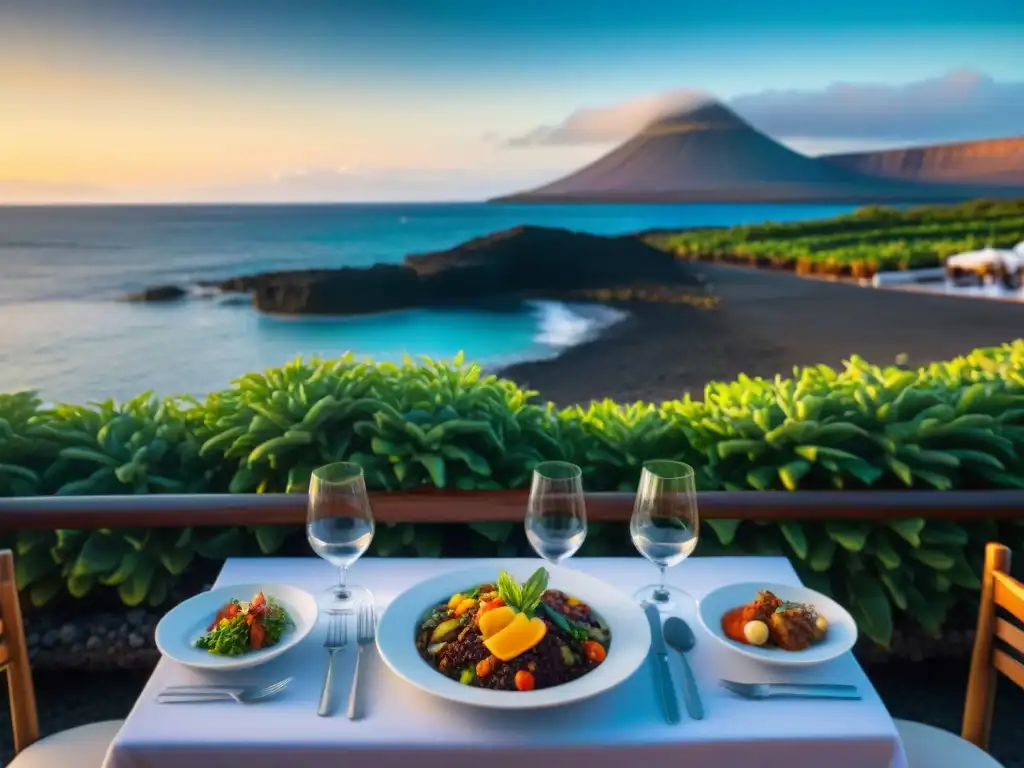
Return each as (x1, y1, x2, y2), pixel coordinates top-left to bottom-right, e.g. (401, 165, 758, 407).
(630, 460, 699, 613)
(307, 462, 375, 612)
(524, 461, 587, 566)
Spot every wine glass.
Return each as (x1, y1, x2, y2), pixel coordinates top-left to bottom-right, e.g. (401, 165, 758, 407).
(307, 462, 375, 612)
(630, 460, 699, 613)
(525, 461, 587, 566)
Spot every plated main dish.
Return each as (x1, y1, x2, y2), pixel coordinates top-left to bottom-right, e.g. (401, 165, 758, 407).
(377, 563, 650, 708)
(415, 567, 611, 692)
(720, 589, 828, 652)
(696, 580, 857, 668)
(196, 591, 292, 656)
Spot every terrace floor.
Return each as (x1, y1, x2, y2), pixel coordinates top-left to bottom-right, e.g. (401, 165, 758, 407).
(3, 659, 1022, 766)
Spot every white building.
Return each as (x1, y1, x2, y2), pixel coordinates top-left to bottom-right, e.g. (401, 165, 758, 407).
(946, 246, 1022, 289)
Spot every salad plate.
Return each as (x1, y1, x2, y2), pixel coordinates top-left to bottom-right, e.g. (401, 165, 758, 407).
(155, 583, 318, 671)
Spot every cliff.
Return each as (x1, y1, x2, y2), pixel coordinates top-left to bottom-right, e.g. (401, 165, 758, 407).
(821, 137, 1024, 185)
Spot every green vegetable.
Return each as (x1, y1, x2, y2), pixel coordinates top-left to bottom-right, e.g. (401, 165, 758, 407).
(262, 599, 290, 646)
(540, 602, 571, 632)
(459, 668, 474, 685)
(195, 615, 250, 656)
(429, 617, 463, 644)
(194, 595, 292, 655)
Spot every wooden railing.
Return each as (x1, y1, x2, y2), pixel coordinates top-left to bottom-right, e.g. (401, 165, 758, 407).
(1, 490, 1023, 530)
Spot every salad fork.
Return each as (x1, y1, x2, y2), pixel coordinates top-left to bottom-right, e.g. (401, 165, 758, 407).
(157, 677, 293, 704)
(347, 603, 376, 720)
(317, 610, 349, 716)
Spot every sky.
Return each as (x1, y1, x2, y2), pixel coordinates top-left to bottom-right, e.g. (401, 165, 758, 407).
(1, 0, 1022, 203)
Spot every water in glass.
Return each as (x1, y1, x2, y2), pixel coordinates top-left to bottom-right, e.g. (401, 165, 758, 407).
(307, 462, 376, 611)
(630, 460, 699, 613)
(308, 517, 374, 565)
(525, 461, 587, 565)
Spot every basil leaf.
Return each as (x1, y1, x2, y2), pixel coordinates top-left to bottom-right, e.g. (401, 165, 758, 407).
(518, 567, 549, 616)
(497, 570, 522, 610)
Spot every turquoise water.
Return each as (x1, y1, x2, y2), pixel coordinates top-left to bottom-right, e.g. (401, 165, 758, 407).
(0, 297, 624, 402)
(0, 202, 859, 402)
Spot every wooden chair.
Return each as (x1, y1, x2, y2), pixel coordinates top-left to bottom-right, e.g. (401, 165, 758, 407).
(895, 542, 1024, 768)
(1, 549, 124, 767)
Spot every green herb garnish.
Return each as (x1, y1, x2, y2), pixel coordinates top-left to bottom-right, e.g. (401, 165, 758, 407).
(775, 600, 804, 613)
(497, 568, 549, 617)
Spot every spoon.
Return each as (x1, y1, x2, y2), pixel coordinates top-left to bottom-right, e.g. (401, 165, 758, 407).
(663, 617, 705, 720)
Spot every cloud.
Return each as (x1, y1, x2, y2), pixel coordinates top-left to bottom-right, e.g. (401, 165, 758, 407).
(732, 69, 1024, 145)
(505, 70, 1024, 149)
(505, 90, 714, 147)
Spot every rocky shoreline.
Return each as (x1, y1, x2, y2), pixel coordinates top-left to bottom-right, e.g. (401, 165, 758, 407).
(126, 226, 699, 316)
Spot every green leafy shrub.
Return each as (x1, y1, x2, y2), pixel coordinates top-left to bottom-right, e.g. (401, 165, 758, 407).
(3, 343, 1024, 647)
(644, 198, 1024, 278)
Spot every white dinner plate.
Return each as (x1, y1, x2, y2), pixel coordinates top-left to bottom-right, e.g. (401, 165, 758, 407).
(697, 581, 858, 667)
(376, 561, 651, 709)
(155, 583, 318, 671)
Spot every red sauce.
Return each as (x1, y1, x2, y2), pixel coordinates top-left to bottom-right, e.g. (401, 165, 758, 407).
(721, 606, 749, 644)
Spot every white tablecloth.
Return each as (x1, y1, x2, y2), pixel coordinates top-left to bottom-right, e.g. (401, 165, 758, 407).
(103, 556, 908, 768)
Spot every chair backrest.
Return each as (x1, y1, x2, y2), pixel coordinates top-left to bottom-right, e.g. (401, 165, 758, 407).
(962, 542, 1024, 750)
(0, 549, 40, 755)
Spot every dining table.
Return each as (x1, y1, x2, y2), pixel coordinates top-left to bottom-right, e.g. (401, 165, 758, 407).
(101, 555, 909, 768)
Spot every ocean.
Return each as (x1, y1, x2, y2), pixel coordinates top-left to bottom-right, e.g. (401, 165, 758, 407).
(0, 202, 859, 403)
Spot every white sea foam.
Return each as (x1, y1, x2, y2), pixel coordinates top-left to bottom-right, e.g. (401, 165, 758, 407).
(185, 283, 224, 299)
(530, 300, 628, 349)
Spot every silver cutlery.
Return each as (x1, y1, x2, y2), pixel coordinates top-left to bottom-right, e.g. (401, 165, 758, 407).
(317, 610, 350, 717)
(663, 616, 704, 720)
(347, 602, 376, 720)
(720, 680, 861, 700)
(157, 677, 293, 704)
(644, 602, 681, 725)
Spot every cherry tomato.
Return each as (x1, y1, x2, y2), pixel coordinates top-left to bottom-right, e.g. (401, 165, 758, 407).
(514, 670, 535, 691)
(581, 640, 606, 664)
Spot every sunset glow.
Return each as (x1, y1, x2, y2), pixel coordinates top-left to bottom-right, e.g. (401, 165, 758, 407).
(1, 1, 1020, 202)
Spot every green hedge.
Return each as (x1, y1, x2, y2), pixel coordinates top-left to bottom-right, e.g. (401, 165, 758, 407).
(3, 343, 1024, 647)
(644, 198, 1024, 277)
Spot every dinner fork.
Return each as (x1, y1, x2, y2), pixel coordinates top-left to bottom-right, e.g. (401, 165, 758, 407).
(720, 680, 861, 700)
(317, 611, 349, 717)
(347, 603, 376, 720)
(157, 677, 293, 704)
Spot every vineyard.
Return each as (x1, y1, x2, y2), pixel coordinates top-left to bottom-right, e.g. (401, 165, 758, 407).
(644, 198, 1024, 278)
(3, 343, 1024, 646)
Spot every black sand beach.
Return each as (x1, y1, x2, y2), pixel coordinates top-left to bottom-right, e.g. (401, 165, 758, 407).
(500, 263, 1024, 406)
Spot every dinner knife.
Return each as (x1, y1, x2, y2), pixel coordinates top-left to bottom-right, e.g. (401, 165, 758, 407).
(644, 602, 681, 724)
